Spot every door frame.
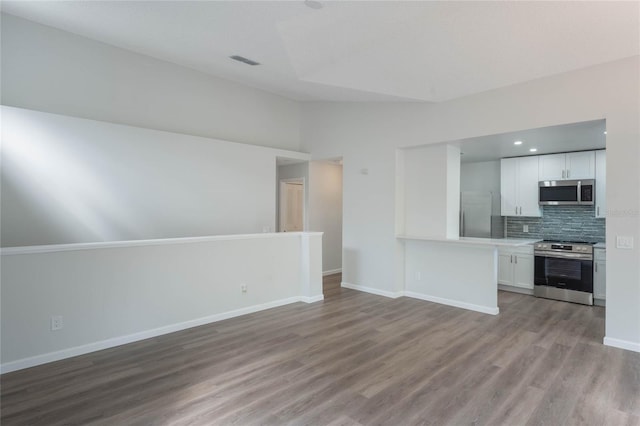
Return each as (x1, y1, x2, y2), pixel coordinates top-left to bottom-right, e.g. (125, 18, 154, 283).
(279, 178, 306, 232)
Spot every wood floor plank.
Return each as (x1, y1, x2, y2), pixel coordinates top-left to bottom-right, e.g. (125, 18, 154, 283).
(2, 280, 639, 425)
(525, 341, 606, 425)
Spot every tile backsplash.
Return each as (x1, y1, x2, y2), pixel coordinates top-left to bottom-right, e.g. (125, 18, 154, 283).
(507, 205, 605, 242)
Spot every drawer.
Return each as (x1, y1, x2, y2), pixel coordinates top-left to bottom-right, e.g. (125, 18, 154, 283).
(594, 248, 606, 262)
(511, 245, 534, 255)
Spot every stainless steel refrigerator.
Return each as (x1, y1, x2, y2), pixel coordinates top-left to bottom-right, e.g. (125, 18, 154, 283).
(460, 191, 503, 238)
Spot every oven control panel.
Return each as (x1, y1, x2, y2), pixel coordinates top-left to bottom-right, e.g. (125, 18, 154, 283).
(534, 241, 594, 254)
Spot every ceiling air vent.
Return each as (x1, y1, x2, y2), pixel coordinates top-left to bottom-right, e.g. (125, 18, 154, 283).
(230, 55, 260, 66)
(304, 0, 323, 9)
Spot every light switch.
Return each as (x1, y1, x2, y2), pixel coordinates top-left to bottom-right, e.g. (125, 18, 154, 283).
(616, 236, 634, 249)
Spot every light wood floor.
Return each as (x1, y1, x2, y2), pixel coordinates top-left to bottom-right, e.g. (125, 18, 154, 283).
(2, 274, 639, 425)
(322, 272, 342, 298)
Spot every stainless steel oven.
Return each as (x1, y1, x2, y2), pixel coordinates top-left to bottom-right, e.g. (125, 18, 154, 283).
(533, 241, 594, 305)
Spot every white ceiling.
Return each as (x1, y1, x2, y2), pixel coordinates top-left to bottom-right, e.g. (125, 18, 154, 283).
(2, 1, 639, 102)
(457, 119, 607, 163)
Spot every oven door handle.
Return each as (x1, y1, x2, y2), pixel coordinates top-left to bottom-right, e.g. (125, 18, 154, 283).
(534, 251, 593, 261)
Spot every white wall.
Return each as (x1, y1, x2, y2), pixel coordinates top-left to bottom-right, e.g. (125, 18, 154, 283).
(401, 144, 460, 238)
(404, 241, 498, 315)
(445, 146, 461, 238)
(1, 106, 308, 247)
(301, 56, 640, 351)
(0, 14, 301, 151)
(0, 232, 324, 372)
(309, 161, 343, 274)
(278, 162, 309, 181)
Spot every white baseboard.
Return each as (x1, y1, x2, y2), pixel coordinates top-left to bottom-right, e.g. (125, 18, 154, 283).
(323, 268, 342, 276)
(603, 337, 640, 353)
(340, 282, 499, 316)
(404, 291, 500, 315)
(1, 296, 306, 374)
(341, 282, 403, 299)
(300, 294, 324, 303)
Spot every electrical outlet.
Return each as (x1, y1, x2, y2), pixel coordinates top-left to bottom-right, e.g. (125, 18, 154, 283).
(241, 284, 248, 293)
(616, 236, 634, 249)
(51, 315, 63, 331)
(523, 225, 529, 233)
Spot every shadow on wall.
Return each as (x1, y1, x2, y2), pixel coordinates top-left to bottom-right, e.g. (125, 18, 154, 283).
(342, 247, 358, 285)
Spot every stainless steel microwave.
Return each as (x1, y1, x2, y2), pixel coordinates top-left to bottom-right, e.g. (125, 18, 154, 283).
(539, 179, 595, 206)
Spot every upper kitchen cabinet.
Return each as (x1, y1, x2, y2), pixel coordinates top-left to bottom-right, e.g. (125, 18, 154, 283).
(538, 151, 595, 181)
(595, 150, 606, 218)
(537, 153, 565, 180)
(501, 156, 542, 217)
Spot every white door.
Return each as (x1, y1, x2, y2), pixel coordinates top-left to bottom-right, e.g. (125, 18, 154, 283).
(500, 158, 518, 216)
(593, 260, 606, 300)
(497, 251, 514, 285)
(513, 254, 534, 289)
(595, 150, 606, 218)
(538, 153, 566, 181)
(280, 182, 303, 232)
(566, 151, 595, 180)
(517, 156, 542, 217)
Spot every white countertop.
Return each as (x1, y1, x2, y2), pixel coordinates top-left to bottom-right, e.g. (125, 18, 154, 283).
(396, 235, 540, 247)
(594, 242, 606, 249)
(1, 232, 324, 255)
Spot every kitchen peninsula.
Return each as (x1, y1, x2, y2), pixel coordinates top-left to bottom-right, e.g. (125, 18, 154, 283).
(397, 235, 539, 315)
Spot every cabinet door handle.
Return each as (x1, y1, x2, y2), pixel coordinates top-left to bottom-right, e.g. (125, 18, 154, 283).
(567, 169, 570, 178)
(515, 207, 518, 215)
(597, 206, 600, 216)
(595, 263, 598, 272)
(562, 170, 565, 179)
(515, 255, 518, 264)
(510, 255, 513, 263)
(519, 206, 522, 215)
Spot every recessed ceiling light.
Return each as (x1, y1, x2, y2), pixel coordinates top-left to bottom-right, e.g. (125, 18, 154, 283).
(514, 141, 523, 145)
(304, 0, 323, 9)
(529, 148, 538, 152)
(604, 131, 607, 135)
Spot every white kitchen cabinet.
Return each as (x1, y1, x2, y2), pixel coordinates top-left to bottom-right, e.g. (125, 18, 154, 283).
(513, 253, 534, 289)
(566, 151, 596, 180)
(593, 248, 606, 303)
(517, 156, 541, 217)
(538, 153, 566, 181)
(595, 150, 606, 218)
(500, 156, 542, 217)
(500, 158, 518, 216)
(498, 251, 514, 284)
(538, 151, 595, 181)
(498, 246, 534, 290)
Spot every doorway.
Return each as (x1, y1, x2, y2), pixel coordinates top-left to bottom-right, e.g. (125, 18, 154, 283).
(279, 179, 305, 232)
(309, 158, 343, 295)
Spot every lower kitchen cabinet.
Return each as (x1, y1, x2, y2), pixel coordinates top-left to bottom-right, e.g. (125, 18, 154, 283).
(594, 248, 606, 305)
(498, 246, 534, 290)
